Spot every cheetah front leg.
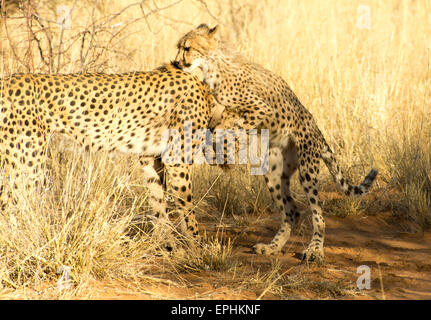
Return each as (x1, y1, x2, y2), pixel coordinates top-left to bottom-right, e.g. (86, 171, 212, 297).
(213, 103, 270, 166)
(253, 143, 300, 255)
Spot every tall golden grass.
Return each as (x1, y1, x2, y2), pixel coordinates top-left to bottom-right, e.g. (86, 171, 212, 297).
(0, 0, 430, 296)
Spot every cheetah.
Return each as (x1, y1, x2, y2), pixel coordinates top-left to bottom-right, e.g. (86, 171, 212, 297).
(0, 63, 217, 247)
(174, 24, 378, 263)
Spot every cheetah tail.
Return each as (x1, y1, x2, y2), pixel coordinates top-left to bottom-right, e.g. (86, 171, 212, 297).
(320, 144, 378, 196)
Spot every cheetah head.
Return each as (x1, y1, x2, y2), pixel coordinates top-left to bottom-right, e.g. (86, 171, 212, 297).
(173, 24, 219, 73)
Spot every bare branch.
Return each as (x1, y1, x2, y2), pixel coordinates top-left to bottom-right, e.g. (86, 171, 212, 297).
(196, 0, 220, 23)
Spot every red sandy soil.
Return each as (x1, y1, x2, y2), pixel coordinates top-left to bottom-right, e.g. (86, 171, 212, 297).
(74, 211, 431, 300)
(1, 205, 429, 300)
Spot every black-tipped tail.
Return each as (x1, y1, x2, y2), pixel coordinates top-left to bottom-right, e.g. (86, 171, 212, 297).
(321, 144, 378, 196)
(360, 169, 378, 190)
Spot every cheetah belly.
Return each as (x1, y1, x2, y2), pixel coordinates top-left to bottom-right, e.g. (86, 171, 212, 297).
(115, 125, 167, 156)
(53, 122, 168, 158)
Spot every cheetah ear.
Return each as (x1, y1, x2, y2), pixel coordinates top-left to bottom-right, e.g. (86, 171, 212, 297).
(197, 23, 210, 31)
(208, 25, 219, 38)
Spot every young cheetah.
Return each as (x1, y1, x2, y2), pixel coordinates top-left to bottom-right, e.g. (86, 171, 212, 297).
(174, 24, 378, 263)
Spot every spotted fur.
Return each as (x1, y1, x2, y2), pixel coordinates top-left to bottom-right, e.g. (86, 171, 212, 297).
(0, 63, 216, 247)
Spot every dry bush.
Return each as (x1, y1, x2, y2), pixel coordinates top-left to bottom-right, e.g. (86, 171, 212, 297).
(387, 127, 431, 229)
(0, 144, 182, 293)
(193, 165, 272, 217)
(177, 235, 235, 272)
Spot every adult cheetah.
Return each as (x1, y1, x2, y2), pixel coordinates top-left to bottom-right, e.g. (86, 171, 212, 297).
(0, 63, 217, 247)
(174, 24, 378, 263)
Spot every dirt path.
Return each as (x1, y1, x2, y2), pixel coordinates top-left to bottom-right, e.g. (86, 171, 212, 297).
(74, 212, 431, 300)
(322, 214, 431, 299)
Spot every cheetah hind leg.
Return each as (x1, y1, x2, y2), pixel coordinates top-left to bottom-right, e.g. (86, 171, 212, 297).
(164, 164, 201, 250)
(298, 157, 325, 265)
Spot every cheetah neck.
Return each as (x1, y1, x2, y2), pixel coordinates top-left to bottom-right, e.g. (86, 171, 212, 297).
(204, 48, 241, 92)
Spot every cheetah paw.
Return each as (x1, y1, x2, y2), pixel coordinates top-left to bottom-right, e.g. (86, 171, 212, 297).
(301, 247, 324, 264)
(252, 243, 280, 255)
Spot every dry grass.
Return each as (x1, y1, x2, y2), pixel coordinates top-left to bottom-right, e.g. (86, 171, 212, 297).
(193, 165, 272, 217)
(0, 141, 182, 295)
(0, 0, 430, 298)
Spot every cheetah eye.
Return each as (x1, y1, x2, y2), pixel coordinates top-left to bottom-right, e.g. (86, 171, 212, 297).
(184, 47, 190, 52)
